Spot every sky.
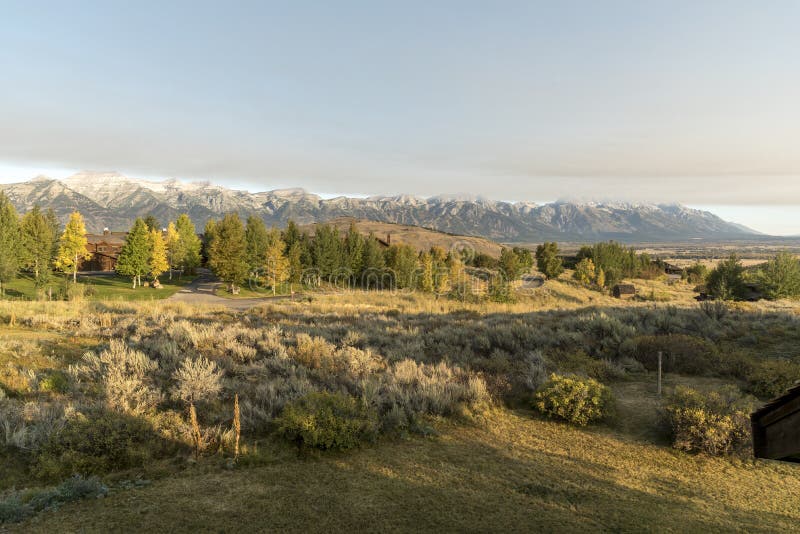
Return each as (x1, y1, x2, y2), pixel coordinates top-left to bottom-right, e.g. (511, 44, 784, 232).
(0, 1, 799, 234)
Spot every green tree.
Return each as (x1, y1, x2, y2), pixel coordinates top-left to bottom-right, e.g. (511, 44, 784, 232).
(55, 211, 91, 283)
(386, 243, 418, 290)
(207, 213, 248, 292)
(116, 218, 152, 288)
(283, 219, 301, 249)
(360, 233, 386, 289)
(312, 224, 343, 280)
(344, 222, 365, 281)
(0, 192, 21, 295)
(535, 242, 564, 280)
(264, 229, 290, 294)
(287, 241, 304, 285)
(175, 214, 201, 274)
(500, 247, 523, 281)
(20, 206, 57, 287)
(758, 252, 800, 300)
(244, 216, 269, 281)
(707, 254, 746, 301)
(143, 215, 160, 232)
(513, 247, 534, 273)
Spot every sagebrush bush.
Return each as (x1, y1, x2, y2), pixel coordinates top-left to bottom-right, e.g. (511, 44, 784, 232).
(277, 391, 378, 451)
(534, 374, 614, 426)
(0, 475, 107, 524)
(746, 359, 800, 399)
(620, 335, 720, 375)
(35, 410, 174, 479)
(663, 386, 754, 456)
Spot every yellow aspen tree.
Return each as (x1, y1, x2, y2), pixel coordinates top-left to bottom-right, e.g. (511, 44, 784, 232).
(55, 211, 91, 283)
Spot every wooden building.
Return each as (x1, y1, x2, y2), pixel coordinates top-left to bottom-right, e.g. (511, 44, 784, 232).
(79, 229, 127, 272)
(612, 284, 636, 299)
(752, 383, 800, 462)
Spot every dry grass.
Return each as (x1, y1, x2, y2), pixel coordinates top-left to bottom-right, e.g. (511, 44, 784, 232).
(10, 407, 800, 533)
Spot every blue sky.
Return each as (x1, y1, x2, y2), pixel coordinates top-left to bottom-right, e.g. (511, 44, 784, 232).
(1, 1, 799, 234)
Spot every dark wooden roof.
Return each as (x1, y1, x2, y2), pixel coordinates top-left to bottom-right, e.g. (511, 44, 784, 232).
(613, 284, 636, 294)
(752, 383, 800, 420)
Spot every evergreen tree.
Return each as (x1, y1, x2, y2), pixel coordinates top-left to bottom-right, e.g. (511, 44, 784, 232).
(264, 229, 290, 294)
(312, 224, 343, 280)
(386, 243, 418, 289)
(707, 254, 746, 301)
(207, 213, 248, 292)
(21, 206, 57, 287)
(360, 233, 386, 289)
(144, 215, 160, 232)
(500, 247, 523, 281)
(283, 219, 301, 249)
(287, 241, 304, 285)
(535, 242, 564, 280)
(244, 216, 269, 281)
(55, 211, 91, 283)
(164, 222, 179, 280)
(149, 228, 169, 283)
(175, 214, 201, 273)
(116, 218, 152, 288)
(759, 252, 800, 300)
(0, 192, 20, 295)
(344, 222, 365, 282)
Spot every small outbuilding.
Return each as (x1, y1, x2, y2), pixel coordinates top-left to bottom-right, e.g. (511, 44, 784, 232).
(751, 383, 800, 462)
(612, 284, 636, 299)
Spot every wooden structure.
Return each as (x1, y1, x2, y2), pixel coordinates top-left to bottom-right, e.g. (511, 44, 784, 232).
(612, 284, 636, 299)
(79, 229, 127, 272)
(752, 383, 800, 462)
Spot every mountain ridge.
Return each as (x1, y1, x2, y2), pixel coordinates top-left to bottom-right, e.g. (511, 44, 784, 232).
(0, 172, 761, 241)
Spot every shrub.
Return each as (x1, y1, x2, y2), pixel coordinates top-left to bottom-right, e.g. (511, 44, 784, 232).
(38, 371, 70, 394)
(533, 374, 614, 426)
(0, 475, 107, 524)
(277, 391, 378, 451)
(747, 359, 800, 399)
(35, 410, 172, 479)
(620, 335, 720, 376)
(289, 334, 336, 370)
(171, 357, 223, 405)
(663, 386, 754, 456)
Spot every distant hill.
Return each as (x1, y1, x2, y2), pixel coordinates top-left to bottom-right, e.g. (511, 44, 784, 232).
(0, 171, 761, 241)
(303, 217, 505, 257)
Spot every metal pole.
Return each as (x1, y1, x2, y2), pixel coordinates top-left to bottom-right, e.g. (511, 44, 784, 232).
(657, 351, 663, 397)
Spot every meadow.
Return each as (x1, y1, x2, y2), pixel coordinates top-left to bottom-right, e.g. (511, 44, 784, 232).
(1, 275, 800, 532)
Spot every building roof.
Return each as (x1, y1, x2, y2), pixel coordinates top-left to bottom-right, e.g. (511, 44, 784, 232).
(86, 232, 127, 245)
(613, 284, 636, 294)
(752, 382, 800, 421)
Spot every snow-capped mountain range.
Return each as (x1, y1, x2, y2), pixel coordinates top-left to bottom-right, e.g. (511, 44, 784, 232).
(1, 171, 760, 241)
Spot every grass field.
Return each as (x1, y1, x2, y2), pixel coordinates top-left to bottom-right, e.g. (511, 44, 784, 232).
(2, 274, 800, 532)
(0, 273, 195, 302)
(9, 405, 800, 533)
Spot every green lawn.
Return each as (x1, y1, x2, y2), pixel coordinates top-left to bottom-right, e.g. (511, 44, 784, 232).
(213, 282, 302, 299)
(1, 273, 195, 302)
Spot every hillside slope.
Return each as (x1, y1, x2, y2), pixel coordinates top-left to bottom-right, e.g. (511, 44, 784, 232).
(12, 407, 799, 533)
(303, 217, 506, 256)
(0, 172, 759, 241)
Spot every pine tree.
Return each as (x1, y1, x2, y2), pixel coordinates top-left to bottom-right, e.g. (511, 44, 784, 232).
(759, 252, 800, 300)
(312, 224, 343, 280)
(116, 218, 152, 288)
(344, 222, 365, 282)
(55, 211, 91, 284)
(164, 222, 179, 280)
(208, 213, 248, 292)
(361, 233, 386, 289)
(535, 242, 564, 280)
(245, 216, 269, 281)
(175, 214, 201, 274)
(21, 206, 57, 287)
(287, 241, 303, 285)
(0, 193, 21, 295)
(283, 219, 301, 249)
(264, 229, 290, 295)
(144, 215, 160, 232)
(149, 228, 169, 283)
